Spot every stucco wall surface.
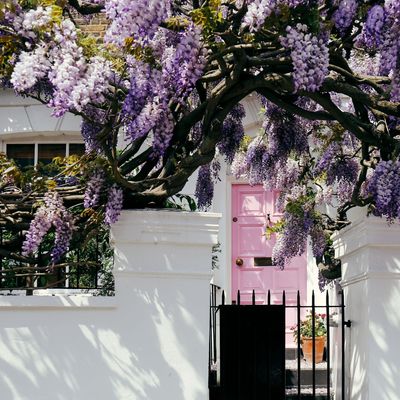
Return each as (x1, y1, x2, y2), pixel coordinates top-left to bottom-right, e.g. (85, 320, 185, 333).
(333, 213, 400, 400)
(0, 210, 220, 400)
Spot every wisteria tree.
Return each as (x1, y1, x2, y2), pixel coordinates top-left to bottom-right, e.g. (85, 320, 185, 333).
(1, 0, 400, 282)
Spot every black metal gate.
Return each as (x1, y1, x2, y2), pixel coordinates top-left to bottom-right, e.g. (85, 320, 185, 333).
(219, 303, 286, 399)
(209, 286, 350, 400)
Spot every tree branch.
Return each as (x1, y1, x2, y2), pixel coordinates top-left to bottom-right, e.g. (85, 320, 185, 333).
(67, 0, 104, 15)
(322, 77, 400, 117)
(257, 88, 335, 121)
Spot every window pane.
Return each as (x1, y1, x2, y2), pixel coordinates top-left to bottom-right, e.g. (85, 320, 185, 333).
(6, 144, 35, 168)
(38, 144, 66, 165)
(69, 143, 85, 156)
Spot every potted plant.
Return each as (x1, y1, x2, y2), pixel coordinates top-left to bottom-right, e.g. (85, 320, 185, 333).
(292, 312, 327, 364)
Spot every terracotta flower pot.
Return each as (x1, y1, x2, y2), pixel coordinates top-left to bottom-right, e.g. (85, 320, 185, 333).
(301, 336, 326, 364)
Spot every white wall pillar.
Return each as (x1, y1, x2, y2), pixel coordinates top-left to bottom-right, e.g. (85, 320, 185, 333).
(332, 213, 400, 400)
(111, 210, 220, 400)
(0, 210, 219, 400)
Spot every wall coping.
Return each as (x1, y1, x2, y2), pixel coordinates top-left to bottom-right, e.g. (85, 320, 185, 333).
(115, 270, 212, 280)
(341, 271, 400, 287)
(332, 214, 400, 259)
(114, 209, 221, 224)
(0, 294, 117, 310)
(111, 209, 221, 246)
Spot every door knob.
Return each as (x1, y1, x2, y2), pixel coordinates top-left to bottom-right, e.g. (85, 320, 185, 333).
(236, 258, 244, 266)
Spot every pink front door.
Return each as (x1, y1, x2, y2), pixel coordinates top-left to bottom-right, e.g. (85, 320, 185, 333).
(232, 184, 307, 341)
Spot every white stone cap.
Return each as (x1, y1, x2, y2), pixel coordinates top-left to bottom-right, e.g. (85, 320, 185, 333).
(110, 209, 221, 275)
(0, 294, 117, 309)
(332, 213, 400, 259)
(111, 209, 221, 246)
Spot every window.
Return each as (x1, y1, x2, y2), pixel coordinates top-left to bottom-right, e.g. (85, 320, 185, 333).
(6, 143, 85, 167)
(38, 144, 66, 165)
(6, 144, 35, 168)
(69, 143, 85, 156)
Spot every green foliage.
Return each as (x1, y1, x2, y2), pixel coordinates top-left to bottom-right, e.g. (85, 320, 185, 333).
(239, 135, 253, 153)
(263, 2, 320, 37)
(6, 153, 85, 191)
(0, 230, 25, 290)
(17, 0, 39, 9)
(291, 3, 320, 34)
(0, 37, 16, 78)
(165, 15, 190, 30)
(0, 153, 114, 295)
(264, 218, 284, 238)
(313, 122, 347, 158)
(292, 312, 327, 341)
(285, 190, 316, 217)
(191, 0, 223, 37)
(66, 227, 114, 294)
(125, 40, 157, 66)
(0, 225, 114, 295)
(165, 194, 197, 211)
(77, 34, 101, 58)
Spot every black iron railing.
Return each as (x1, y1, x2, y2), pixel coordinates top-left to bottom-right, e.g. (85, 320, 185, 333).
(209, 286, 350, 400)
(209, 284, 220, 388)
(0, 227, 114, 295)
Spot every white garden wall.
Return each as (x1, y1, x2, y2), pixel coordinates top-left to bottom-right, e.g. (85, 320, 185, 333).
(333, 212, 400, 400)
(0, 210, 220, 400)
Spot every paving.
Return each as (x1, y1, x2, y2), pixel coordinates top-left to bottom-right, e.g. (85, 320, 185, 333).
(285, 351, 333, 399)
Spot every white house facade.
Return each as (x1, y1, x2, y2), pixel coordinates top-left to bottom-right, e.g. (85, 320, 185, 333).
(0, 89, 84, 165)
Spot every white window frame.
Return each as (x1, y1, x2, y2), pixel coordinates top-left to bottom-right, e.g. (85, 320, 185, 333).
(1, 135, 85, 294)
(3, 137, 85, 165)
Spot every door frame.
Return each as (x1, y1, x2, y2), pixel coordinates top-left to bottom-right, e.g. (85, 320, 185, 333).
(228, 180, 308, 304)
(224, 176, 248, 302)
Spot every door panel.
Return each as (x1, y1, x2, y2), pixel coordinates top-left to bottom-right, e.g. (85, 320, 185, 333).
(220, 305, 286, 400)
(232, 184, 307, 342)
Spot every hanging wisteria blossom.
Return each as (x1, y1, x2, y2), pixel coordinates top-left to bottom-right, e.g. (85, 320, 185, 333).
(22, 192, 75, 264)
(1, 0, 400, 273)
(280, 24, 329, 92)
(368, 161, 400, 222)
(105, 185, 124, 225)
(84, 170, 105, 209)
(195, 164, 214, 210)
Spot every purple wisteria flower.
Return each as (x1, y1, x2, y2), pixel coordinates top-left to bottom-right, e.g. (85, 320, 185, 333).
(231, 152, 249, 179)
(272, 211, 313, 268)
(246, 138, 269, 185)
(280, 24, 329, 92)
(104, 0, 170, 46)
(22, 191, 76, 264)
(152, 110, 175, 158)
(310, 226, 326, 258)
(326, 158, 359, 186)
(195, 164, 214, 210)
(333, 0, 358, 35)
(241, 0, 277, 32)
(105, 185, 124, 225)
(51, 211, 75, 263)
(84, 170, 105, 209)
(361, 5, 386, 48)
(263, 104, 309, 158)
(367, 160, 400, 222)
(217, 104, 246, 164)
(10, 17, 112, 117)
(165, 23, 207, 102)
